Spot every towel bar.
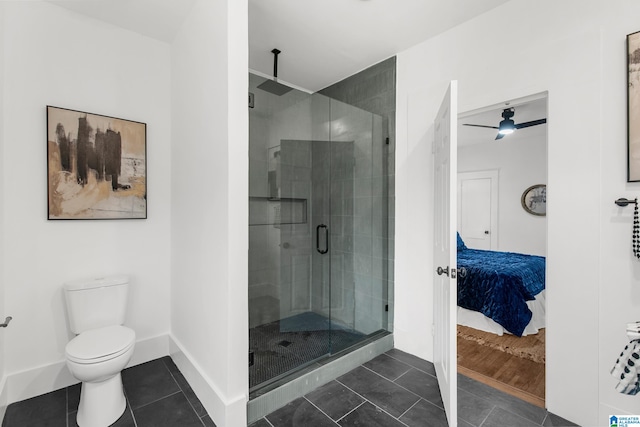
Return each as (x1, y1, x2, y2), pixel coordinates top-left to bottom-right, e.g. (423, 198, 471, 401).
(0, 316, 12, 328)
(615, 198, 637, 207)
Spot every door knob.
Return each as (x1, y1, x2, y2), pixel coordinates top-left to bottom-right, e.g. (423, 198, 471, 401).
(484, 230, 490, 234)
(436, 266, 449, 277)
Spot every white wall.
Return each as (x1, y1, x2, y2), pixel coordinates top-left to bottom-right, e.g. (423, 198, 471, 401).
(396, 0, 640, 425)
(1, 0, 172, 401)
(170, 0, 248, 426)
(458, 130, 547, 255)
(0, 1, 7, 421)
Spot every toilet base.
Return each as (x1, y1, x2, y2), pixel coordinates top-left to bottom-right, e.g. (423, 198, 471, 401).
(76, 372, 126, 427)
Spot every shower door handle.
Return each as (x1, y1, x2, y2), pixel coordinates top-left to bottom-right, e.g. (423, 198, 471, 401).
(316, 224, 329, 254)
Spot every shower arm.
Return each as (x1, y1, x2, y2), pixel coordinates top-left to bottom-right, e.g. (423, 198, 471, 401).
(272, 48, 281, 80)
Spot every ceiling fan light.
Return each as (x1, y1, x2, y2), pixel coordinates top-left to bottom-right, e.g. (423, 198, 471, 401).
(498, 119, 515, 135)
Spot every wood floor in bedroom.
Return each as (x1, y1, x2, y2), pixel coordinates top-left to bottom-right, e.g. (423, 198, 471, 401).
(457, 333, 546, 408)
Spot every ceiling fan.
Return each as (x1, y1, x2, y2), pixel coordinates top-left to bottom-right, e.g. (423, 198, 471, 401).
(463, 108, 547, 140)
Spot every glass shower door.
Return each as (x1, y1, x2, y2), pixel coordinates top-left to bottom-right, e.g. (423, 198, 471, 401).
(249, 74, 390, 393)
(327, 99, 387, 354)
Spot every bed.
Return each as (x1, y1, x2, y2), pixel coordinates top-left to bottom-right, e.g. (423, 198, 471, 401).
(456, 233, 546, 337)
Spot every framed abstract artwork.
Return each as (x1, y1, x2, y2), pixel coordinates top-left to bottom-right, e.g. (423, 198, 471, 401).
(628, 30, 640, 181)
(46, 106, 147, 219)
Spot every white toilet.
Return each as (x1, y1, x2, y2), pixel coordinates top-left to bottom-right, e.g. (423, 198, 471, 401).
(64, 275, 136, 427)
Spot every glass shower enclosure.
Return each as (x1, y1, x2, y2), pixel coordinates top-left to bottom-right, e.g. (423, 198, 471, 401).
(248, 73, 392, 392)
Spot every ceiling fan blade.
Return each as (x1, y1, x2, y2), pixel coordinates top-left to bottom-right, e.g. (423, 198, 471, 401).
(463, 124, 499, 129)
(514, 118, 547, 129)
(495, 132, 505, 140)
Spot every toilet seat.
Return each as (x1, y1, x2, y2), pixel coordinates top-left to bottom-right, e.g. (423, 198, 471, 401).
(66, 325, 135, 364)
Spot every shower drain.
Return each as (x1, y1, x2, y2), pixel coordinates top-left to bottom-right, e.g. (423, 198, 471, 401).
(277, 340, 292, 347)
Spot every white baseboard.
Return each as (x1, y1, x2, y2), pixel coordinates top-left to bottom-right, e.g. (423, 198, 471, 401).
(3, 333, 170, 406)
(169, 335, 247, 427)
(4, 360, 75, 406)
(127, 332, 171, 368)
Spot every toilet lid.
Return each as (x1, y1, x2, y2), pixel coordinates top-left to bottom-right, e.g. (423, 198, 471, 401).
(66, 325, 135, 363)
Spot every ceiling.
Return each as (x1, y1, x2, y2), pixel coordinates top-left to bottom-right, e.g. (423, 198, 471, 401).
(47, 0, 197, 43)
(46, 0, 511, 92)
(45, 0, 545, 146)
(248, 0, 511, 91)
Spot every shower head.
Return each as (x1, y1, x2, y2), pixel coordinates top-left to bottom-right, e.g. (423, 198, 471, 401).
(257, 48, 293, 96)
(257, 79, 294, 96)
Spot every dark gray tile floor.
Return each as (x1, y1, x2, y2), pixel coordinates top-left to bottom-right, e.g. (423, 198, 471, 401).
(251, 348, 580, 427)
(2, 349, 580, 427)
(1, 356, 216, 427)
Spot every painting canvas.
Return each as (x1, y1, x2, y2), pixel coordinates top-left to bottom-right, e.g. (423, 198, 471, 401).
(47, 106, 146, 219)
(628, 31, 640, 181)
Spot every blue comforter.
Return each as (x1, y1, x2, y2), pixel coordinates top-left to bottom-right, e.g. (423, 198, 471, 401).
(457, 248, 545, 336)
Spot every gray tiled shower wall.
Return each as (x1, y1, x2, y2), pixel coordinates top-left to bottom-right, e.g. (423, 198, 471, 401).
(319, 57, 396, 332)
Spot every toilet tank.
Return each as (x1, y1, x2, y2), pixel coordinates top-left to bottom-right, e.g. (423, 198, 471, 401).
(64, 275, 130, 334)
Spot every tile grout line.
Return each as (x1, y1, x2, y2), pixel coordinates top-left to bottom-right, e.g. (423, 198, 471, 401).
(66, 386, 69, 427)
(491, 404, 548, 427)
(123, 389, 139, 427)
(392, 367, 412, 383)
(390, 367, 412, 382)
(165, 360, 206, 422)
(368, 353, 413, 381)
(360, 364, 439, 410)
(333, 399, 367, 424)
(540, 412, 549, 426)
(383, 351, 438, 378)
(477, 405, 497, 427)
(335, 378, 412, 427)
(302, 396, 342, 426)
(161, 360, 212, 425)
(129, 390, 183, 412)
(396, 398, 421, 421)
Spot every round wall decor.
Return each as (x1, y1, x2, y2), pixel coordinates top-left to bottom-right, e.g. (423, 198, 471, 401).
(521, 184, 546, 216)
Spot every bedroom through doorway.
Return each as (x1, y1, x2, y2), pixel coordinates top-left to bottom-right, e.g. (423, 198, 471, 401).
(456, 94, 548, 408)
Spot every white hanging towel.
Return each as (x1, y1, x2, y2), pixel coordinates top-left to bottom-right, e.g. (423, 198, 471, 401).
(611, 339, 640, 395)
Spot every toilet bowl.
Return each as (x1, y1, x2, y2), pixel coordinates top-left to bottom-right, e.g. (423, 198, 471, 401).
(65, 325, 135, 427)
(63, 275, 135, 427)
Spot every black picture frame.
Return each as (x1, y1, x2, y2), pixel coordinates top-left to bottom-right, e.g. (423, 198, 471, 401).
(627, 30, 640, 182)
(47, 106, 147, 219)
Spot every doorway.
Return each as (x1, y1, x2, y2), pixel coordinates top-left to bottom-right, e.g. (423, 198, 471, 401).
(455, 95, 548, 407)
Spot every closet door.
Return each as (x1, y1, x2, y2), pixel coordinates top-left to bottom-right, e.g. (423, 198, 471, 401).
(458, 170, 499, 250)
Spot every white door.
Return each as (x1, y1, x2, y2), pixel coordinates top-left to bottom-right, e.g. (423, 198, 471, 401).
(457, 170, 499, 250)
(433, 81, 458, 427)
